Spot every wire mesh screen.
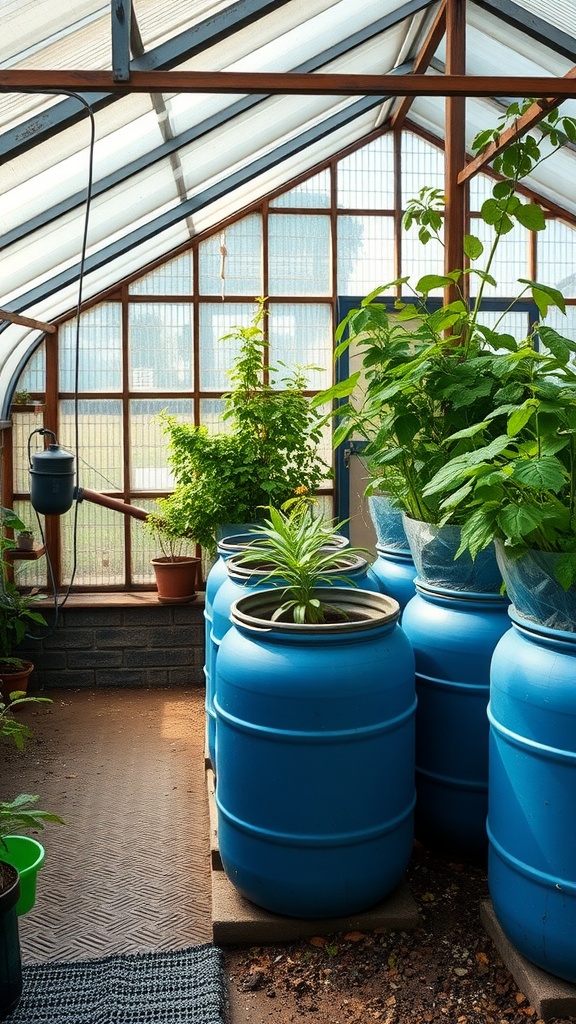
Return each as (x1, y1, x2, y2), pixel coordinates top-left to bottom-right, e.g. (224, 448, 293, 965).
(11, 410, 47, 494)
(129, 252, 193, 295)
(337, 215, 395, 295)
(470, 172, 497, 211)
(540, 306, 576, 364)
(199, 398, 227, 433)
(60, 500, 125, 588)
(128, 303, 193, 391)
(475, 311, 531, 347)
(58, 399, 123, 492)
(130, 399, 194, 493)
(401, 227, 444, 291)
(59, 303, 122, 392)
(337, 136, 394, 210)
(268, 214, 331, 296)
(13, 499, 45, 590)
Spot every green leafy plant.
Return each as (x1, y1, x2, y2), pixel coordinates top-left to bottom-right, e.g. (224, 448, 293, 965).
(0, 507, 47, 670)
(0, 693, 64, 857)
(315, 102, 576, 578)
(0, 794, 64, 846)
(0, 690, 51, 750)
(235, 498, 369, 623)
(155, 300, 330, 553)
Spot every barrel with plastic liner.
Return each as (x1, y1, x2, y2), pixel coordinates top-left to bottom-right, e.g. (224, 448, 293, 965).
(208, 549, 378, 770)
(214, 587, 416, 918)
(402, 581, 509, 856)
(488, 612, 576, 982)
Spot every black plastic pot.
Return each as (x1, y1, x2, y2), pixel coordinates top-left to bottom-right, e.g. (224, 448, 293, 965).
(0, 863, 22, 1020)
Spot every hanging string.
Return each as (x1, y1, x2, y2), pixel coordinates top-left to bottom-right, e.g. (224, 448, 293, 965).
(219, 231, 227, 300)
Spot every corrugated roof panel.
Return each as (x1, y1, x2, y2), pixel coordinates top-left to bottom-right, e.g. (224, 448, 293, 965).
(512, 0, 574, 36)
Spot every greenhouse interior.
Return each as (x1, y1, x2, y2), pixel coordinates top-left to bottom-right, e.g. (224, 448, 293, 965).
(2, 2, 576, 1023)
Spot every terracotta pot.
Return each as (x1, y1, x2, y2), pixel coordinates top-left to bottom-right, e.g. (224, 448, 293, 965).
(0, 661, 34, 703)
(150, 556, 200, 604)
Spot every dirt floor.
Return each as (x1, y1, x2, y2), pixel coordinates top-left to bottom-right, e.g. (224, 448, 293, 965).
(2, 687, 575, 1024)
(224, 840, 574, 1024)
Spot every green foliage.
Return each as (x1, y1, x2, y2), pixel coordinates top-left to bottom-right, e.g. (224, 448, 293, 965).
(0, 794, 64, 845)
(0, 507, 47, 666)
(235, 500, 369, 624)
(155, 300, 330, 553)
(0, 694, 64, 850)
(316, 102, 576, 585)
(0, 691, 52, 751)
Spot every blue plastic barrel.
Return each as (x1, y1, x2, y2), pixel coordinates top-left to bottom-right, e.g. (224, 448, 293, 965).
(402, 581, 509, 856)
(204, 531, 261, 766)
(214, 587, 416, 918)
(208, 550, 379, 769)
(371, 546, 417, 611)
(488, 612, 576, 983)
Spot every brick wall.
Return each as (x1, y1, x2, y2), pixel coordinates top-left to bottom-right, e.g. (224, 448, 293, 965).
(19, 596, 206, 691)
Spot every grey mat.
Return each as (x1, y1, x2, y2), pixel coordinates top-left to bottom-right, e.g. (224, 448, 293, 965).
(7, 945, 228, 1024)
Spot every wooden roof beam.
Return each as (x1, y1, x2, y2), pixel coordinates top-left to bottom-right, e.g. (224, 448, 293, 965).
(0, 310, 56, 334)
(390, 0, 447, 130)
(459, 65, 576, 183)
(1, 70, 576, 97)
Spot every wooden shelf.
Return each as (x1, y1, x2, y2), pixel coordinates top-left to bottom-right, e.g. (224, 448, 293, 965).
(6, 544, 45, 561)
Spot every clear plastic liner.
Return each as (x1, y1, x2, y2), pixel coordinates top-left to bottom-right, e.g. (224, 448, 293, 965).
(368, 495, 409, 551)
(402, 516, 503, 594)
(495, 542, 576, 633)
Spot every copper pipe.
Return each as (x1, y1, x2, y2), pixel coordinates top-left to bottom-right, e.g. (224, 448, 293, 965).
(77, 487, 149, 521)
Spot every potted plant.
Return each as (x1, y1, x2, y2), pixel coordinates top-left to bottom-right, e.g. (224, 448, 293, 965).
(316, 101, 576, 594)
(0, 692, 63, 1018)
(156, 299, 330, 558)
(213, 502, 416, 919)
(143, 491, 201, 604)
(313, 102, 576, 856)
(0, 508, 47, 700)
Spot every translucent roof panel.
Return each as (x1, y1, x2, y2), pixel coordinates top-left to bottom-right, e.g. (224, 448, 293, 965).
(2, 0, 576, 402)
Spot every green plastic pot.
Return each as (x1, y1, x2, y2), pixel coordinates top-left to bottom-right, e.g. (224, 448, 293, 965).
(0, 837, 45, 916)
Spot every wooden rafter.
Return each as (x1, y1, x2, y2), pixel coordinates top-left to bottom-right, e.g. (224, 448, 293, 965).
(458, 66, 576, 183)
(0, 309, 56, 333)
(390, 0, 447, 131)
(1, 70, 576, 97)
(444, 0, 467, 302)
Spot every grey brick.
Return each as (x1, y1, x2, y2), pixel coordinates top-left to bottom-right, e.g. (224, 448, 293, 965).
(124, 648, 193, 668)
(43, 629, 95, 650)
(94, 628, 150, 648)
(122, 607, 172, 626)
(67, 650, 124, 670)
(170, 667, 205, 687)
(93, 668, 152, 687)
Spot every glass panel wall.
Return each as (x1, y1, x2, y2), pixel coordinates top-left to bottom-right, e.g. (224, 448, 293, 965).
(8, 127, 576, 590)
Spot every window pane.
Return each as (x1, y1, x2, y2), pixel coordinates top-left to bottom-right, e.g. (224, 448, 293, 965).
(130, 399, 194, 492)
(338, 216, 395, 296)
(536, 219, 576, 296)
(12, 409, 47, 493)
(199, 302, 257, 391)
(130, 499, 194, 585)
(129, 303, 193, 391)
(338, 137, 394, 209)
(540, 306, 576, 364)
(268, 214, 331, 296)
(272, 170, 331, 208)
(475, 310, 531, 348)
(401, 228, 444, 292)
(199, 398, 227, 432)
(60, 304, 122, 392)
(470, 173, 496, 212)
(59, 399, 123, 492)
(130, 252, 193, 295)
(61, 501, 125, 587)
(198, 214, 262, 296)
(402, 133, 444, 206)
(268, 304, 332, 391)
(472, 217, 529, 296)
(13, 500, 45, 590)
(15, 344, 46, 395)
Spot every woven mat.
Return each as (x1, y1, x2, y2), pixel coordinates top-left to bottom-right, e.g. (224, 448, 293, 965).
(7, 945, 229, 1024)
